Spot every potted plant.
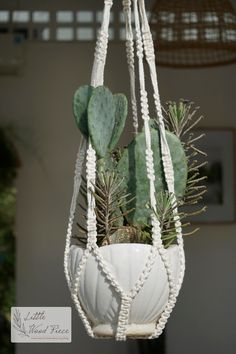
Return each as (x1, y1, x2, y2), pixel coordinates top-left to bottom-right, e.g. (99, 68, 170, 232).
(66, 86, 207, 339)
(64, 0, 207, 341)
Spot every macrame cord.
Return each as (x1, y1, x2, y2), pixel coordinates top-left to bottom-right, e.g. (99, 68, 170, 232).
(64, 0, 185, 341)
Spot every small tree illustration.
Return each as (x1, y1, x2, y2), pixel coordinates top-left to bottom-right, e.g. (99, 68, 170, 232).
(12, 309, 29, 337)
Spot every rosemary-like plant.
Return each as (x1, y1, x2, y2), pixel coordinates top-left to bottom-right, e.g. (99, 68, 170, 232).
(155, 192, 202, 247)
(76, 171, 134, 246)
(163, 99, 207, 218)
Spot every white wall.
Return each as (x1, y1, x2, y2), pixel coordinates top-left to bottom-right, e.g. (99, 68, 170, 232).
(0, 42, 235, 354)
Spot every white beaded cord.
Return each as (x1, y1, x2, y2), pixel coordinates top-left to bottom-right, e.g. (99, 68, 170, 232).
(91, 0, 113, 87)
(63, 137, 95, 336)
(137, 0, 185, 338)
(87, 0, 114, 247)
(67, 145, 98, 337)
(111, 3, 173, 339)
(138, 0, 185, 294)
(70, 246, 95, 338)
(122, 0, 139, 134)
(64, 137, 87, 289)
(64, 0, 115, 339)
(92, 245, 124, 296)
(133, 0, 182, 340)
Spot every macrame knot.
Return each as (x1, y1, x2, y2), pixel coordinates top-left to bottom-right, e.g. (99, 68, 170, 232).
(131, 100, 138, 130)
(135, 31, 144, 59)
(93, 248, 123, 296)
(151, 215, 163, 247)
(153, 93, 163, 120)
(140, 90, 149, 119)
(142, 31, 155, 61)
(161, 155, 175, 189)
(125, 40, 134, 66)
(86, 147, 96, 178)
(145, 149, 155, 181)
(86, 213, 97, 242)
(116, 295, 132, 340)
(122, 0, 131, 11)
(122, 294, 132, 306)
(94, 30, 108, 63)
(104, 0, 113, 6)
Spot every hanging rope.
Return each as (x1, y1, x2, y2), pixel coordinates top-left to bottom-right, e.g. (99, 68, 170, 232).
(138, 0, 185, 297)
(123, 0, 139, 134)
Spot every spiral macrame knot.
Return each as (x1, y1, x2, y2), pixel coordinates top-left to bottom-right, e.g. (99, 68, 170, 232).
(146, 149, 155, 181)
(86, 147, 96, 177)
(126, 41, 134, 66)
(86, 213, 97, 243)
(174, 217, 182, 232)
(151, 215, 163, 247)
(161, 153, 175, 190)
(140, 90, 149, 119)
(104, 0, 113, 6)
(116, 295, 132, 340)
(153, 93, 163, 120)
(135, 31, 144, 59)
(122, 0, 131, 11)
(94, 30, 108, 63)
(131, 100, 138, 130)
(143, 31, 155, 61)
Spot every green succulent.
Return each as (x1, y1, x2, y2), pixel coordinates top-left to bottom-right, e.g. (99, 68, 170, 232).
(73, 92, 207, 248)
(73, 85, 127, 157)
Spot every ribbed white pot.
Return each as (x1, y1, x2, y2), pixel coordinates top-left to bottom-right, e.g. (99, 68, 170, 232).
(69, 243, 180, 337)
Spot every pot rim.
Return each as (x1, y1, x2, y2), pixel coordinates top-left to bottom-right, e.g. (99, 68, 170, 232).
(71, 243, 179, 252)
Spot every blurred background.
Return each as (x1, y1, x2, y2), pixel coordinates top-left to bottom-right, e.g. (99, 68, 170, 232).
(0, 0, 235, 353)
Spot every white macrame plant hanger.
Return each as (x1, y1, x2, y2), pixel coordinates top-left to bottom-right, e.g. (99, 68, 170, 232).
(64, 0, 185, 341)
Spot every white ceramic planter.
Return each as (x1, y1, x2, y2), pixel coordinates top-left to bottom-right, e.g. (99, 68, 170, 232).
(69, 243, 180, 337)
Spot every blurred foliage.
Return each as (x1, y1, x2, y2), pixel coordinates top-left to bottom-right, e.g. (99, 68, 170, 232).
(0, 127, 19, 354)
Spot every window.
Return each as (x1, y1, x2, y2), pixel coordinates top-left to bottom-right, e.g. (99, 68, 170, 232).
(34, 28, 50, 41)
(182, 12, 198, 23)
(56, 27, 74, 41)
(33, 11, 50, 23)
(223, 29, 236, 42)
(204, 12, 218, 23)
(12, 11, 30, 23)
(77, 28, 93, 41)
(0, 11, 9, 23)
(161, 28, 175, 41)
(159, 11, 175, 23)
(0, 9, 155, 42)
(56, 11, 74, 23)
(224, 12, 236, 24)
(77, 11, 93, 23)
(183, 28, 198, 41)
(205, 28, 219, 42)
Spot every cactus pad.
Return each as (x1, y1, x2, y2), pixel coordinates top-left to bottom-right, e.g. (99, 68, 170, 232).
(73, 85, 94, 137)
(108, 94, 128, 150)
(117, 128, 188, 224)
(88, 86, 115, 157)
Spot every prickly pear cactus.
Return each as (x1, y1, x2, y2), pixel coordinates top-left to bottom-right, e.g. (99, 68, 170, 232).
(73, 85, 94, 137)
(108, 94, 128, 150)
(74, 85, 128, 157)
(88, 86, 115, 157)
(117, 128, 188, 224)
